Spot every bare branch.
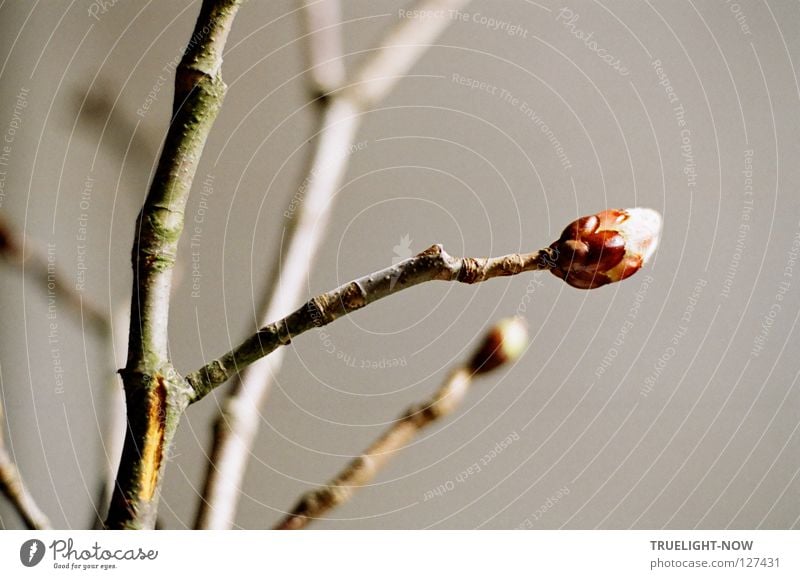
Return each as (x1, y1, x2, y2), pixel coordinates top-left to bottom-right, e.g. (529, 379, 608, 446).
(104, 0, 243, 530)
(343, 0, 471, 109)
(0, 214, 116, 527)
(0, 215, 109, 334)
(186, 245, 553, 401)
(194, 0, 472, 529)
(0, 399, 51, 530)
(274, 317, 528, 530)
(90, 305, 129, 529)
(194, 0, 355, 529)
(302, 0, 346, 96)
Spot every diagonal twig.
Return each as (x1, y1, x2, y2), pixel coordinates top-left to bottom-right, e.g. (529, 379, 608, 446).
(0, 398, 51, 530)
(274, 317, 528, 529)
(186, 245, 553, 401)
(0, 215, 118, 529)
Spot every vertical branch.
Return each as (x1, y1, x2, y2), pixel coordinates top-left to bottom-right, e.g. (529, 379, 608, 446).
(0, 398, 51, 530)
(195, 0, 472, 528)
(91, 305, 129, 528)
(105, 0, 243, 529)
(302, 0, 346, 97)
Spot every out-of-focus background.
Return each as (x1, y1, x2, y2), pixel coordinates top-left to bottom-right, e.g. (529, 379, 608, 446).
(0, 0, 799, 529)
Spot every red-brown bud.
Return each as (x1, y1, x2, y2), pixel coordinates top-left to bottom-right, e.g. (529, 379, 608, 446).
(0, 216, 21, 260)
(548, 208, 661, 289)
(468, 317, 529, 374)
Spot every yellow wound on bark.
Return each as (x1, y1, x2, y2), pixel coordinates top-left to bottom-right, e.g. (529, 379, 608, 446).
(138, 374, 167, 502)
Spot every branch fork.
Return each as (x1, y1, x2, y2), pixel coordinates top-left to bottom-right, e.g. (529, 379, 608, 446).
(98, 0, 661, 530)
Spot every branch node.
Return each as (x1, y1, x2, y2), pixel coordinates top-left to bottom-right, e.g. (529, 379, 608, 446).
(538, 246, 558, 269)
(310, 89, 332, 107)
(457, 256, 482, 284)
(342, 281, 367, 311)
(422, 243, 444, 257)
(276, 321, 293, 346)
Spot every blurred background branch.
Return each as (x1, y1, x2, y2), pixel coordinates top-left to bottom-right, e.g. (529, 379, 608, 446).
(276, 317, 528, 530)
(0, 397, 51, 530)
(195, 0, 473, 529)
(0, 215, 109, 334)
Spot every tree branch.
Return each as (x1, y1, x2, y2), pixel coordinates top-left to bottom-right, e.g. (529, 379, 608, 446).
(194, 0, 472, 529)
(274, 317, 528, 530)
(0, 399, 51, 530)
(302, 0, 346, 97)
(0, 216, 117, 529)
(186, 245, 553, 401)
(0, 215, 109, 334)
(91, 305, 129, 529)
(277, 369, 471, 530)
(193, 0, 354, 530)
(104, 0, 243, 530)
(342, 0, 471, 109)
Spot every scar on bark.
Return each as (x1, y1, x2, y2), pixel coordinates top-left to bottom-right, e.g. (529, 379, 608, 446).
(139, 374, 167, 502)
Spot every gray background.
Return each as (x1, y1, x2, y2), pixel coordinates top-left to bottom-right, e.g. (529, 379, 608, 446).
(0, 0, 799, 529)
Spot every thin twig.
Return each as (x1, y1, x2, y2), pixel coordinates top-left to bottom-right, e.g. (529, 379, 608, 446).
(0, 216, 118, 529)
(274, 317, 528, 529)
(278, 368, 471, 530)
(194, 0, 471, 529)
(0, 215, 109, 334)
(105, 0, 243, 530)
(0, 399, 51, 530)
(194, 0, 354, 531)
(91, 304, 129, 529)
(186, 245, 553, 401)
(302, 0, 346, 97)
(342, 0, 471, 108)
